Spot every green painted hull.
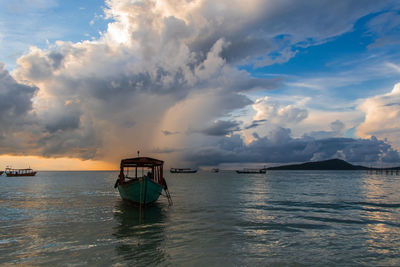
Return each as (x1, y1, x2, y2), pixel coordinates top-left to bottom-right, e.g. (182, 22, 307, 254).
(118, 177, 162, 205)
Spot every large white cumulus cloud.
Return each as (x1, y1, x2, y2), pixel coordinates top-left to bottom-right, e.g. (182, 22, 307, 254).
(1, 0, 398, 166)
(10, 0, 282, 163)
(253, 96, 309, 125)
(357, 83, 400, 149)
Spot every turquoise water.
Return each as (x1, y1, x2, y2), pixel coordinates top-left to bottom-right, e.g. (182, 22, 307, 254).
(1, 171, 400, 266)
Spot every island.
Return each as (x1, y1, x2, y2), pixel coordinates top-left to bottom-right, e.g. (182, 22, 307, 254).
(266, 158, 400, 171)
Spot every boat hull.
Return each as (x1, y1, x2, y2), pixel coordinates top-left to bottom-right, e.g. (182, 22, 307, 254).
(118, 176, 162, 205)
(5, 172, 37, 177)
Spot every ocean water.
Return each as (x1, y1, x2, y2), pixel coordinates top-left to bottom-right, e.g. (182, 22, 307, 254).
(0, 170, 400, 266)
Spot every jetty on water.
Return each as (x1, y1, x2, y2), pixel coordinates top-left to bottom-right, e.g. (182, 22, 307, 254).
(368, 169, 400, 175)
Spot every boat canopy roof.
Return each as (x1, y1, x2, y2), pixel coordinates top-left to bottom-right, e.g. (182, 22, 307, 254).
(5, 167, 34, 171)
(120, 157, 164, 168)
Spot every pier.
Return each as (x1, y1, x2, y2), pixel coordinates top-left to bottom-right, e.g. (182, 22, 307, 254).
(367, 169, 400, 175)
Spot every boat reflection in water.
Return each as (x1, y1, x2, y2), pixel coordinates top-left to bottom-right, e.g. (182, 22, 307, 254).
(113, 201, 168, 264)
(236, 168, 266, 174)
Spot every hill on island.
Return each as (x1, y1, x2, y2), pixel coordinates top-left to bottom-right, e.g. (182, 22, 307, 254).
(266, 159, 370, 170)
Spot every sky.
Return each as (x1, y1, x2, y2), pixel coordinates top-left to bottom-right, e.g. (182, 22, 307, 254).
(0, 0, 400, 170)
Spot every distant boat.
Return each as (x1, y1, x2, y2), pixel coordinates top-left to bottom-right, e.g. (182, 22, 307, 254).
(5, 167, 37, 177)
(114, 157, 172, 206)
(211, 168, 219, 173)
(170, 168, 197, 173)
(0, 171, 3, 176)
(236, 168, 266, 174)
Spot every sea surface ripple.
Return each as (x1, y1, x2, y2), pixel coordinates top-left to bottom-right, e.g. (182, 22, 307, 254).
(0, 170, 400, 266)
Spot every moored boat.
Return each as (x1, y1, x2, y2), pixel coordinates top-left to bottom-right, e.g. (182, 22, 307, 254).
(114, 157, 172, 206)
(170, 168, 197, 173)
(236, 168, 266, 174)
(5, 167, 37, 177)
(0, 171, 3, 176)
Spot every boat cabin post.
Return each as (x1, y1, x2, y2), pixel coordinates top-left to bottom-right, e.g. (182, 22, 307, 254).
(119, 164, 125, 184)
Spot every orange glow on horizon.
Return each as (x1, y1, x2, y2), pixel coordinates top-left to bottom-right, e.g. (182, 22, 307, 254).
(0, 155, 117, 171)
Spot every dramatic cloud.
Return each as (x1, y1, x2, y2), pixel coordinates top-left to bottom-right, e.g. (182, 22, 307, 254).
(185, 128, 400, 166)
(184, 0, 392, 66)
(0, 63, 37, 123)
(357, 83, 400, 149)
(197, 120, 240, 136)
(0, 63, 39, 154)
(1, 0, 399, 167)
(253, 96, 308, 125)
(244, 119, 267, 130)
(306, 120, 346, 139)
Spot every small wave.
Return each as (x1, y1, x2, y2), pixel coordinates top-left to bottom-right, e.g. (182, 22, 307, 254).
(268, 200, 351, 210)
(300, 215, 400, 227)
(349, 201, 400, 208)
(238, 221, 331, 233)
(300, 215, 366, 225)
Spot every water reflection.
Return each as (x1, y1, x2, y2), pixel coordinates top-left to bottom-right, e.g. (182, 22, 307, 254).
(0, 176, 54, 264)
(113, 201, 168, 265)
(1, 173, 116, 265)
(361, 173, 400, 264)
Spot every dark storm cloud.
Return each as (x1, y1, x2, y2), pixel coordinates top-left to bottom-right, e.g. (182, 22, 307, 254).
(0, 63, 102, 158)
(37, 125, 100, 159)
(0, 64, 41, 155)
(0, 63, 37, 129)
(185, 128, 400, 165)
(245, 119, 267, 130)
(227, 76, 283, 92)
(220, 38, 275, 64)
(44, 110, 81, 133)
(199, 120, 240, 136)
(48, 52, 65, 69)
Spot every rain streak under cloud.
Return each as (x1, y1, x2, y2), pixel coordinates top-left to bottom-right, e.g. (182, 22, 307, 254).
(1, 0, 400, 168)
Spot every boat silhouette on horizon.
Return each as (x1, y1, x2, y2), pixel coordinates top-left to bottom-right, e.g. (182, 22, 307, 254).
(170, 168, 197, 173)
(5, 167, 37, 177)
(236, 168, 266, 174)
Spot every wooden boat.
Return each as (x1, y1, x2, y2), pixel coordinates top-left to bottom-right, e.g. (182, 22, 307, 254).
(170, 168, 197, 173)
(5, 167, 37, 177)
(114, 157, 172, 206)
(236, 168, 266, 174)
